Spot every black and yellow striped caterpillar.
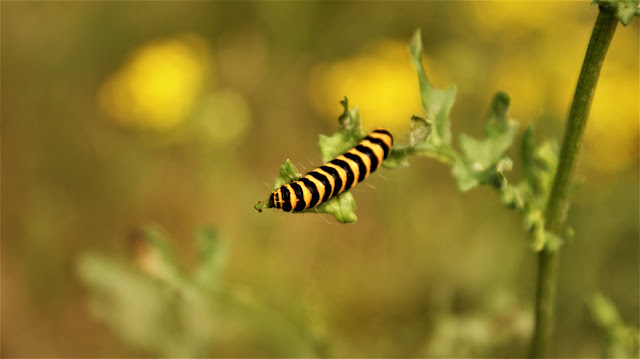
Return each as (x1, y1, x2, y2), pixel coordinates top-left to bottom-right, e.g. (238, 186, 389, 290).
(268, 129, 393, 212)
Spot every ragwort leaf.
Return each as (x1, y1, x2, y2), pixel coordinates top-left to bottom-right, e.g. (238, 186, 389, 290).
(409, 29, 457, 147)
(318, 97, 364, 162)
(452, 92, 519, 191)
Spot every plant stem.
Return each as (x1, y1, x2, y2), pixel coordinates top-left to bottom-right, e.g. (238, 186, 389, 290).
(529, 6, 618, 358)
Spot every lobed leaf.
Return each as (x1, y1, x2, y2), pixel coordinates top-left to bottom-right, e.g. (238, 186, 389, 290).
(77, 253, 180, 354)
(409, 29, 457, 147)
(452, 92, 519, 192)
(274, 159, 302, 190)
(313, 192, 358, 224)
(409, 115, 432, 147)
(383, 147, 410, 169)
(318, 98, 364, 162)
(588, 293, 640, 358)
(77, 227, 229, 356)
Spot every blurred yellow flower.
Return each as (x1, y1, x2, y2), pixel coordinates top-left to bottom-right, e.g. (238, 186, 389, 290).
(308, 40, 425, 135)
(98, 33, 213, 131)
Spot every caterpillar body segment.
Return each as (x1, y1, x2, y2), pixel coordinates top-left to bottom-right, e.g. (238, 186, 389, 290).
(269, 129, 393, 212)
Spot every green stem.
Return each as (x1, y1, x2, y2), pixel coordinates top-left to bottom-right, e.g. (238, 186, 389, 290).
(529, 6, 618, 358)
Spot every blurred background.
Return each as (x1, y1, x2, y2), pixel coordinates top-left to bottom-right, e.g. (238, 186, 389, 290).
(2, 2, 638, 357)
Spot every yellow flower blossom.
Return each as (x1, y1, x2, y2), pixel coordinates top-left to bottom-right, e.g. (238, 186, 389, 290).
(308, 40, 427, 135)
(98, 33, 212, 131)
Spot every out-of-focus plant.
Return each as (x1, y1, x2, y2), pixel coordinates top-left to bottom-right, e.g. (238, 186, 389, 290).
(77, 226, 226, 356)
(588, 293, 640, 358)
(77, 226, 324, 357)
(417, 292, 532, 357)
(257, 1, 637, 357)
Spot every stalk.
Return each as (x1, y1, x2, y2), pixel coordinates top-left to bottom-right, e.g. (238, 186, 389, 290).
(529, 6, 618, 358)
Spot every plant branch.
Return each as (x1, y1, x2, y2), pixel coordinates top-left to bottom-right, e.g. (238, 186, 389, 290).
(529, 6, 618, 358)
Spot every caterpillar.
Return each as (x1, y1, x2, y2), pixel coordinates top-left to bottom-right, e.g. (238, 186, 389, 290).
(269, 129, 393, 212)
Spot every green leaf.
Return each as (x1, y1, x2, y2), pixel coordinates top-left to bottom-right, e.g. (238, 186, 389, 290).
(451, 160, 481, 192)
(382, 115, 433, 169)
(588, 293, 640, 358)
(76, 253, 186, 355)
(409, 115, 432, 147)
(525, 213, 564, 252)
(590, 293, 623, 328)
(318, 98, 364, 162)
(461, 93, 518, 166)
(484, 91, 512, 136)
(517, 128, 565, 251)
(255, 159, 302, 213)
(526, 209, 546, 251)
(383, 146, 410, 169)
(313, 191, 357, 223)
(193, 227, 227, 290)
(274, 159, 303, 190)
(337, 97, 363, 133)
(543, 230, 564, 252)
(532, 140, 560, 200)
(594, 0, 640, 26)
(317, 131, 361, 164)
(409, 29, 457, 147)
(77, 226, 230, 357)
(452, 92, 519, 191)
(130, 225, 185, 288)
(500, 182, 526, 210)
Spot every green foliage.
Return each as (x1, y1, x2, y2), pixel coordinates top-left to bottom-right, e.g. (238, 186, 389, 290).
(409, 29, 456, 149)
(257, 29, 567, 241)
(274, 159, 301, 190)
(453, 92, 518, 191)
(588, 293, 640, 358)
(77, 226, 227, 357)
(520, 136, 563, 251)
(407, 29, 567, 251)
(593, 0, 640, 26)
(193, 227, 227, 289)
(317, 98, 365, 163)
(314, 190, 357, 223)
(408, 30, 522, 194)
(411, 26, 570, 249)
(77, 226, 325, 356)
